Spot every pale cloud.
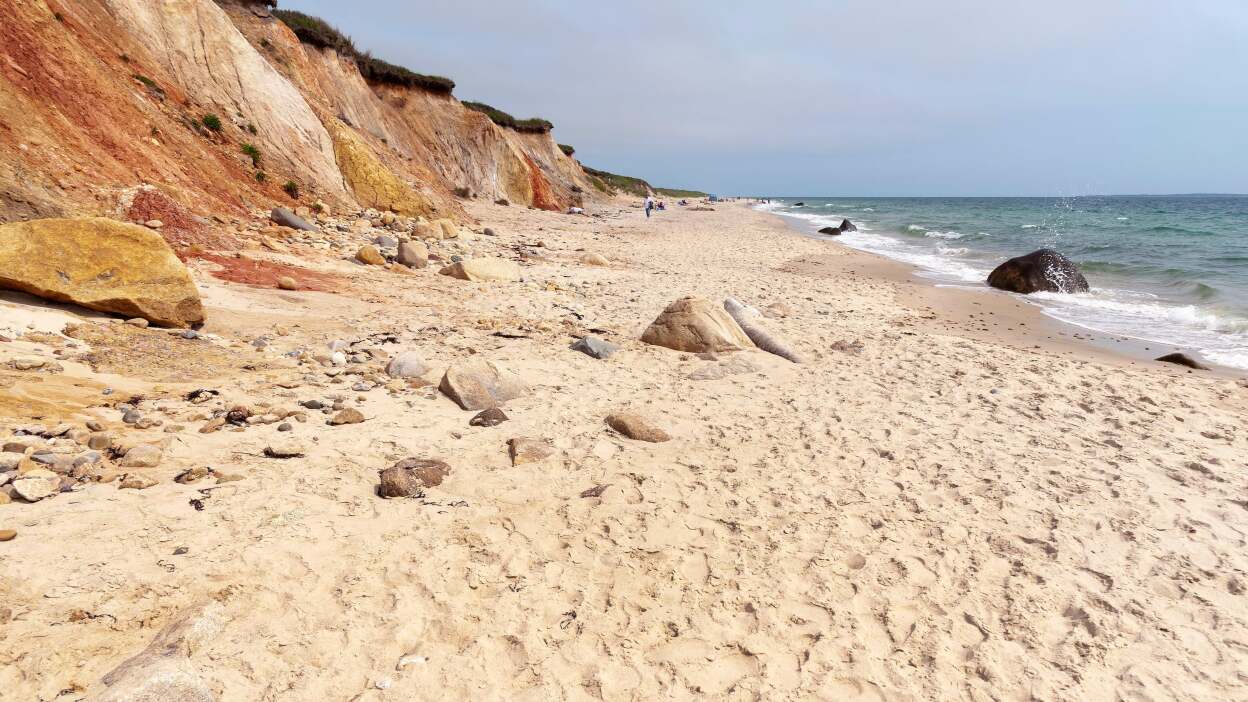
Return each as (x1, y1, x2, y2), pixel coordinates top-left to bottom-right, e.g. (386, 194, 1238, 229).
(285, 0, 1248, 195)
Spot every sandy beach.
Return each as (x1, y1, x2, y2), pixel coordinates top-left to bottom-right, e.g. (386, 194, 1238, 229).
(2, 199, 1247, 701)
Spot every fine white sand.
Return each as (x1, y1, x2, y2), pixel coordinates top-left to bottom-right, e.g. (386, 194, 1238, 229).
(1, 201, 1246, 700)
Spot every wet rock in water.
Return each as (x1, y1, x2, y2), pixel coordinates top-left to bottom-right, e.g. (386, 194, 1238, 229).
(271, 207, 319, 232)
(0, 218, 205, 327)
(439, 258, 521, 282)
(838, 218, 857, 232)
(580, 253, 609, 266)
(264, 441, 305, 458)
(377, 458, 451, 497)
(439, 359, 527, 411)
(986, 248, 1089, 294)
(95, 601, 224, 702)
(385, 351, 429, 379)
(328, 408, 365, 425)
(118, 444, 163, 468)
(396, 240, 428, 269)
(817, 226, 842, 235)
(356, 245, 385, 265)
(571, 335, 620, 360)
(277, 276, 298, 291)
(469, 407, 509, 427)
(508, 437, 553, 466)
(605, 412, 671, 443)
(640, 297, 754, 353)
(12, 470, 60, 502)
(1156, 352, 1210, 370)
(0, 529, 15, 542)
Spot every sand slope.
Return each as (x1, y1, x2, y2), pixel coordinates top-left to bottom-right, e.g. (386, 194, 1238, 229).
(1, 203, 1246, 700)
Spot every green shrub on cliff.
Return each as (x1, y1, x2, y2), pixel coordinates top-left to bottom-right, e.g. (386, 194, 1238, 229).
(241, 143, 262, 167)
(273, 10, 455, 94)
(462, 102, 553, 134)
(559, 144, 575, 157)
(201, 114, 223, 132)
(583, 166, 652, 197)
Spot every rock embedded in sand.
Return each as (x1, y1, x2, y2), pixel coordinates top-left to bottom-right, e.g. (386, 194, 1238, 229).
(605, 412, 671, 443)
(580, 253, 609, 266)
(119, 474, 157, 490)
(277, 276, 298, 291)
(469, 408, 509, 427)
(12, 470, 60, 502)
(94, 601, 223, 702)
(986, 248, 1089, 295)
(0, 218, 205, 327)
(377, 458, 451, 497)
(0, 529, 15, 542)
(263, 441, 305, 458)
(571, 335, 620, 360)
(356, 245, 385, 266)
(640, 297, 754, 353)
(329, 408, 365, 425)
(270, 207, 318, 232)
(439, 258, 522, 283)
(439, 359, 527, 411)
(385, 351, 429, 379)
(396, 240, 428, 269)
(118, 444, 163, 468)
(508, 437, 554, 466)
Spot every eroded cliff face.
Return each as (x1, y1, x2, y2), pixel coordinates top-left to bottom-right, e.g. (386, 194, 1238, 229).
(0, 0, 596, 227)
(223, 2, 592, 214)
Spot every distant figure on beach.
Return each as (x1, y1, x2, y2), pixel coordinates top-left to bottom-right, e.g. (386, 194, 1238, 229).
(644, 195, 654, 218)
(657, 201, 666, 211)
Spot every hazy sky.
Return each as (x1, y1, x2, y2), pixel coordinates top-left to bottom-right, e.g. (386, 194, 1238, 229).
(285, 0, 1247, 196)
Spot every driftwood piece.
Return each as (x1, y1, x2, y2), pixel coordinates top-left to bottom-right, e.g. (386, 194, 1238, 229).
(724, 298, 803, 363)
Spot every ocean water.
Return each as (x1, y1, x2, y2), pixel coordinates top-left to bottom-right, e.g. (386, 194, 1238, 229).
(756, 196, 1248, 370)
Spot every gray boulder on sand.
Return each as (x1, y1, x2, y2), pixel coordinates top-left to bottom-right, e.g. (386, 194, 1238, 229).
(439, 359, 528, 411)
(987, 249, 1090, 294)
(723, 298, 803, 363)
(571, 335, 620, 359)
(270, 207, 318, 232)
(640, 297, 754, 353)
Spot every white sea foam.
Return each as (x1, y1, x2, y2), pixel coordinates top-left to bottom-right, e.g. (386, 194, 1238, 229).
(924, 230, 964, 240)
(906, 224, 926, 231)
(1031, 291, 1248, 369)
(1020, 224, 1039, 229)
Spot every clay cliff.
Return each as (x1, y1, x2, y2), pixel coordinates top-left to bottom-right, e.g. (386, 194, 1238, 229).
(0, 0, 596, 227)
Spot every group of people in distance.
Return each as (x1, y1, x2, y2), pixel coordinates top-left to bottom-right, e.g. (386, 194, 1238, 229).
(643, 195, 668, 218)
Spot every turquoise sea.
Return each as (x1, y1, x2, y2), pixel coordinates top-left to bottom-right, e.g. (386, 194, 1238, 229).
(757, 196, 1248, 370)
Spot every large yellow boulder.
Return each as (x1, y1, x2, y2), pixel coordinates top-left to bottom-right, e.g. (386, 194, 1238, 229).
(327, 120, 432, 218)
(0, 218, 204, 327)
(432, 218, 459, 239)
(640, 297, 753, 353)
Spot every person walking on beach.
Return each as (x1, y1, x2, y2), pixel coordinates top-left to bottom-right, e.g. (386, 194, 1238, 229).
(644, 195, 654, 218)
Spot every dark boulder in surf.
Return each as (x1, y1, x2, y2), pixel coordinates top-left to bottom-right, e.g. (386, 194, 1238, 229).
(839, 218, 857, 232)
(1155, 352, 1209, 370)
(818, 226, 841, 235)
(986, 249, 1089, 295)
(793, 202, 805, 207)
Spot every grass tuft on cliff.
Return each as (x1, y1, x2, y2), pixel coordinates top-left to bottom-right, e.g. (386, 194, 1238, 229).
(559, 144, 575, 157)
(583, 167, 652, 197)
(273, 10, 454, 94)
(656, 187, 708, 198)
(462, 101, 553, 134)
